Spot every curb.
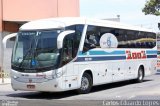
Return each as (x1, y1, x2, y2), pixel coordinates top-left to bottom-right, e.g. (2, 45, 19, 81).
(0, 82, 11, 85)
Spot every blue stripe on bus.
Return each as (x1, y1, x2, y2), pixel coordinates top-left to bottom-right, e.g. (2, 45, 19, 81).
(78, 50, 126, 56)
(89, 51, 125, 55)
(75, 56, 126, 62)
(78, 50, 157, 56)
(146, 50, 157, 54)
(75, 55, 157, 62)
(147, 55, 157, 58)
(76, 50, 157, 62)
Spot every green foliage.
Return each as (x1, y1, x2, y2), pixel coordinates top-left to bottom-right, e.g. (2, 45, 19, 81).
(142, 0, 160, 16)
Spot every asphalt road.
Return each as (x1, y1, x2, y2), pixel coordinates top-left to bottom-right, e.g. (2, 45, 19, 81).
(1, 74, 160, 106)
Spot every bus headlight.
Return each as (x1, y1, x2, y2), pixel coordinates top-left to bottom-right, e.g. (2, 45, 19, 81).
(13, 75, 19, 79)
(52, 71, 63, 79)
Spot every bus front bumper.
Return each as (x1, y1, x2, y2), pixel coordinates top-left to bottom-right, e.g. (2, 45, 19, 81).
(11, 78, 65, 92)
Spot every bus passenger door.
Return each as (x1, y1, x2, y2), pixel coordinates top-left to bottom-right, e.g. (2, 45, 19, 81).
(63, 63, 79, 89)
(61, 33, 78, 89)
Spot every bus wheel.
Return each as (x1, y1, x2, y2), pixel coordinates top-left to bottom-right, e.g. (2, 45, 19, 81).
(136, 67, 144, 83)
(77, 73, 92, 94)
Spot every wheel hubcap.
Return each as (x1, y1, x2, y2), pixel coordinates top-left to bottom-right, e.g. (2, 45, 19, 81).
(81, 77, 89, 91)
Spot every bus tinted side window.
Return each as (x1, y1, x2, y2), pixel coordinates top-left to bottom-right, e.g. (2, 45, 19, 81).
(66, 25, 84, 57)
(61, 34, 74, 65)
(83, 25, 125, 51)
(83, 25, 100, 52)
(119, 31, 156, 48)
(99, 27, 156, 49)
(83, 25, 156, 52)
(59, 25, 84, 67)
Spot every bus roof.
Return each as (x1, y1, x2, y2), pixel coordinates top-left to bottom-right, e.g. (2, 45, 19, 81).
(20, 17, 155, 33)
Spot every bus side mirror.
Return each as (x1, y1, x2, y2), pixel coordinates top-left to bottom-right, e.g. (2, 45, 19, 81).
(2, 33, 17, 49)
(57, 30, 75, 49)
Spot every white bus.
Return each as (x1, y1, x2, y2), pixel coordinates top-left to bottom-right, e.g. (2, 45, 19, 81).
(11, 18, 157, 93)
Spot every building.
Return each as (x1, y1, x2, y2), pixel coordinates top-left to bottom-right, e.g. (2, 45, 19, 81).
(0, 0, 79, 77)
(0, 0, 79, 35)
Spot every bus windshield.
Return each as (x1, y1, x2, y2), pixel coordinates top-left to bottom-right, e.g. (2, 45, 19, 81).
(12, 30, 62, 72)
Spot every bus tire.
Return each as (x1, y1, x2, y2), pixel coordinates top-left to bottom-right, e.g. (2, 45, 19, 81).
(136, 67, 144, 83)
(77, 73, 92, 94)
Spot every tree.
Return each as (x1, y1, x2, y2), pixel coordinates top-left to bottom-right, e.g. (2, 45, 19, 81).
(142, 0, 160, 16)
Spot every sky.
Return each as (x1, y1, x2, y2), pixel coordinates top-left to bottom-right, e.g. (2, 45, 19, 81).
(80, 0, 160, 32)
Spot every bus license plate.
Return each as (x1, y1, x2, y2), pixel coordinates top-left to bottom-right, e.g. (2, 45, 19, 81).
(27, 85, 35, 89)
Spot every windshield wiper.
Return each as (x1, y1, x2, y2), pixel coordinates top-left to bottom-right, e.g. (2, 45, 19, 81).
(18, 33, 40, 68)
(18, 47, 33, 68)
(18, 37, 35, 68)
